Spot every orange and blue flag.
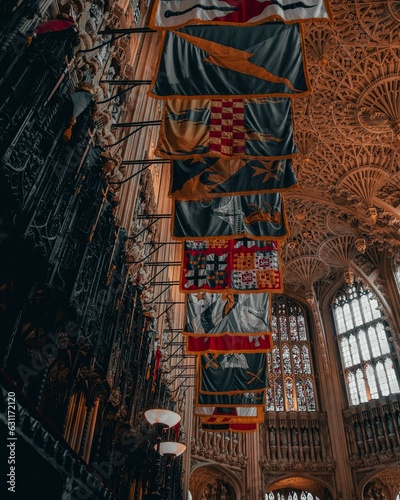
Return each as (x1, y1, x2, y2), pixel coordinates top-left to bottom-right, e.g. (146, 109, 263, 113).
(169, 157, 298, 200)
(172, 193, 289, 240)
(157, 98, 297, 159)
(149, 23, 310, 99)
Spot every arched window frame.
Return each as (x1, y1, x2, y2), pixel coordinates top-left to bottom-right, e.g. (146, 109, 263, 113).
(394, 265, 400, 292)
(267, 296, 317, 412)
(332, 281, 400, 406)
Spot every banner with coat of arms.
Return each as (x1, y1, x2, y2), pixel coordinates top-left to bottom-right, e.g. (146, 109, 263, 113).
(181, 238, 282, 293)
(157, 98, 297, 159)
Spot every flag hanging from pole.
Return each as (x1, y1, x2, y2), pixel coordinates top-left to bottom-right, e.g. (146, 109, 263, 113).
(196, 388, 266, 407)
(150, 0, 330, 30)
(181, 238, 282, 293)
(169, 157, 298, 200)
(187, 333, 272, 354)
(172, 193, 289, 241)
(195, 405, 261, 419)
(201, 422, 258, 432)
(199, 352, 267, 394)
(156, 98, 297, 160)
(184, 292, 272, 336)
(149, 23, 309, 99)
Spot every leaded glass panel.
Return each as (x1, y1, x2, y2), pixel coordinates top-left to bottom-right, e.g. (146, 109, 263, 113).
(305, 379, 316, 411)
(298, 314, 307, 341)
(272, 316, 278, 343)
(292, 345, 301, 374)
(282, 345, 292, 374)
(340, 337, 352, 368)
(275, 379, 284, 411)
(265, 493, 320, 500)
(333, 282, 400, 405)
(301, 345, 311, 374)
(376, 323, 390, 353)
(269, 296, 317, 411)
(365, 364, 379, 399)
(349, 334, 360, 365)
(285, 378, 294, 411)
(289, 313, 299, 341)
(358, 330, 369, 361)
(296, 378, 307, 411)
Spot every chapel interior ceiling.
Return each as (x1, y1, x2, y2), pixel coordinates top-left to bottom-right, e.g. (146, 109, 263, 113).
(283, 0, 400, 298)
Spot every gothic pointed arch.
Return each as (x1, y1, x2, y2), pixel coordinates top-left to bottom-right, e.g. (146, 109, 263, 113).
(190, 463, 244, 500)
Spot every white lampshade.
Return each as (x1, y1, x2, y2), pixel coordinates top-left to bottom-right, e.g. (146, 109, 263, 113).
(144, 409, 181, 428)
(156, 441, 186, 457)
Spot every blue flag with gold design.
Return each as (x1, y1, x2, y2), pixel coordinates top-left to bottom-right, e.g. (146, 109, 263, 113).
(199, 353, 267, 394)
(169, 157, 298, 199)
(172, 193, 289, 240)
(149, 23, 309, 99)
(156, 98, 297, 160)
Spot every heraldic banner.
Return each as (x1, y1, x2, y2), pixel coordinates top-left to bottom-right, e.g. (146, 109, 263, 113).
(150, 0, 330, 30)
(184, 292, 271, 336)
(156, 98, 297, 159)
(198, 352, 267, 394)
(181, 238, 282, 293)
(196, 387, 266, 407)
(200, 409, 263, 425)
(201, 422, 258, 432)
(186, 333, 272, 354)
(195, 405, 261, 420)
(172, 193, 289, 241)
(149, 23, 310, 99)
(169, 157, 298, 200)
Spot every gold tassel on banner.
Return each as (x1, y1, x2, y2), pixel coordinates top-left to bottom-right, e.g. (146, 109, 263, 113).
(63, 116, 77, 141)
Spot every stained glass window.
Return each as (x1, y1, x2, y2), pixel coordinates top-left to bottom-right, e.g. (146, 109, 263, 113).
(267, 296, 317, 412)
(265, 492, 321, 500)
(333, 281, 400, 406)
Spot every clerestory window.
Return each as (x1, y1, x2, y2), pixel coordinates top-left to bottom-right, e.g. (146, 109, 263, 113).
(333, 281, 400, 405)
